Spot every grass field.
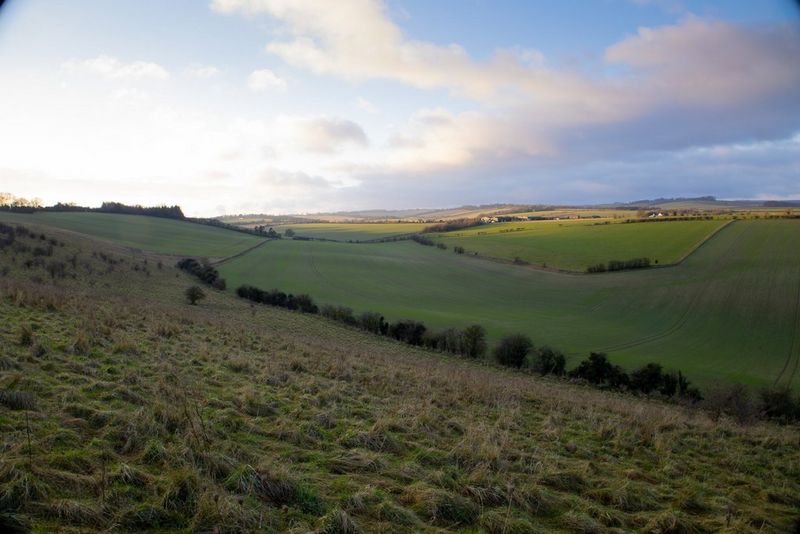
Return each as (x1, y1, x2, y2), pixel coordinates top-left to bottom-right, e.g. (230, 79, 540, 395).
(1, 219, 798, 532)
(430, 219, 727, 270)
(503, 209, 639, 219)
(274, 222, 430, 241)
(0, 211, 262, 257)
(219, 219, 800, 389)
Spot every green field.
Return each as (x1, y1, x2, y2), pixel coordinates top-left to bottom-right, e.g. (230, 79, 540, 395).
(0, 211, 262, 257)
(275, 222, 430, 241)
(503, 208, 638, 219)
(431, 219, 726, 270)
(219, 219, 800, 389)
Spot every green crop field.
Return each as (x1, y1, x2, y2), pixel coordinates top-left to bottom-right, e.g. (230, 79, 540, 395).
(503, 208, 638, 219)
(0, 211, 262, 257)
(219, 219, 800, 389)
(275, 222, 430, 241)
(430, 218, 726, 270)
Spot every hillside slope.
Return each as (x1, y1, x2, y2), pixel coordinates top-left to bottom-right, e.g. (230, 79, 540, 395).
(0, 211, 262, 258)
(0, 221, 799, 532)
(219, 220, 800, 389)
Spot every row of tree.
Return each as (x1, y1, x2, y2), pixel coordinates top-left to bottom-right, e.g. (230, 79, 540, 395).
(98, 202, 185, 219)
(586, 257, 651, 273)
(231, 279, 703, 402)
(195, 261, 800, 422)
(569, 352, 701, 399)
(411, 234, 447, 249)
(236, 284, 319, 313)
(491, 336, 701, 399)
(421, 218, 483, 234)
(176, 258, 227, 290)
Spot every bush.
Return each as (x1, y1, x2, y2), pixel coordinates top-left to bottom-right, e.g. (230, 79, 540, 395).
(211, 278, 227, 290)
(176, 258, 224, 288)
(494, 334, 532, 368)
(530, 346, 566, 376)
(321, 305, 357, 325)
(411, 235, 435, 246)
(703, 383, 759, 424)
(461, 325, 487, 359)
(569, 352, 629, 388)
(426, 328, 466, 354)
(629, 363, 664, 394)
(289, 294, 318, 314)
(358, 312, 388, 335)
(185, 286, 205, 305)
(759, 387, 799, 422)
(388, 320, 427, 346)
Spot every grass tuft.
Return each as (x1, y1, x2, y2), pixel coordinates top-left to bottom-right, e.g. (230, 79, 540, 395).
(318, 508, 361, 534)
(0, 390, 36, 411)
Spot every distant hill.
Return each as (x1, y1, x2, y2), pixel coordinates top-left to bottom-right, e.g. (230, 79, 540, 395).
(219, 197, 800, 224)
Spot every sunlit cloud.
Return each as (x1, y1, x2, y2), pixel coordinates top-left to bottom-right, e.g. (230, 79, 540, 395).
(62, 55, 169, 80)
(247, 68, 287, 91)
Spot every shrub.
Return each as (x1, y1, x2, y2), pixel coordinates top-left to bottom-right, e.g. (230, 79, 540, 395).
(411, 234, 435, 246)
(425, 328, 463, 354)
(569, 352, 629, 388)
(211, 278, 227, 290)
(176, 258, 223, 287)
(46, 261, 67, 279)
(185, 286, 205, 305)
(703, 383, 759, 424)
(290, 294, 318, 314)
(758, 387, 799, 422)
(530, 346, 566, 376)
(461, 324, 487, 359)
(358, 311, 388, 335)
(494, 334, 532, 368)
(321, 305, 357, 325)
(389, 320, 427, 346)
(629, 363, 664, 394)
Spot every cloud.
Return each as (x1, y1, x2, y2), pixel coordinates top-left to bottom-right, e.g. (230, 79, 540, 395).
(605, 17, 800, 108)
(356, 96, 377, 113)
(62, 55, 169, 80)
(211, 1, 800, 185)
(247, 68, 287, 91)
(279, 116, 368, 153)
(186, 64, 221, 78)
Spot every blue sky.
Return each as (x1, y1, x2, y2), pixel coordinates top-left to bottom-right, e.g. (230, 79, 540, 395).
(0, 0, 798, 216)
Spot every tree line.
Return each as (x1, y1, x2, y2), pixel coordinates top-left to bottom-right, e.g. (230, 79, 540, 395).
(586, 257, 651, 273)
(176, 256, 800, 422)
(230, 279, 707, 402)
(421, 218, 484, 234)
(176, 258, 226, 290)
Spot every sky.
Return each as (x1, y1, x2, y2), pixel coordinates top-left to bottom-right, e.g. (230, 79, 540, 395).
(0, 0, 798, 216)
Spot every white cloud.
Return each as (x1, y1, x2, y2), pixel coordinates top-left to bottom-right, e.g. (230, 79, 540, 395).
(62, 55, 169, 80)
(186, 64, 221, 78)
(356, 96, 378, 114)
(247, 68, 287, 91)
(278, 116, 368, 153)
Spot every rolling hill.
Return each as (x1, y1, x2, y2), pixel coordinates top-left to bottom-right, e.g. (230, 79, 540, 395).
(0, 213, 798, 532)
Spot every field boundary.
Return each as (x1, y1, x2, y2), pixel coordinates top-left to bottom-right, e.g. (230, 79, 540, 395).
(658, 218, 735, 268)
(211, 238, 273, 266)
(436, 218, 736, 276)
